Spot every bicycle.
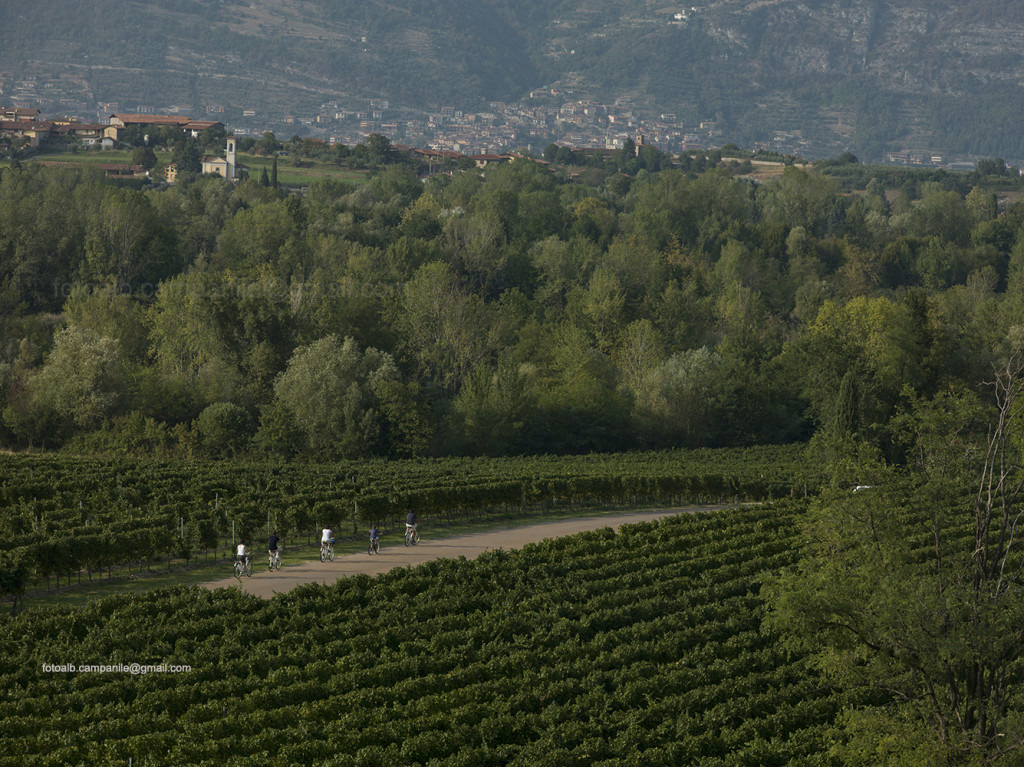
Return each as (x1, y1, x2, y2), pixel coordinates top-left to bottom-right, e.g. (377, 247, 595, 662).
(320, 541, 334, 562)
(404, 527, 420, 546)
(233, 555, 252, 578)
(368, 538, 380, 555)
(268, 550, 282, 571)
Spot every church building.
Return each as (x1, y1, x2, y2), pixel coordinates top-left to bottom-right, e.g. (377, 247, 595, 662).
(202, 137, 248, 181)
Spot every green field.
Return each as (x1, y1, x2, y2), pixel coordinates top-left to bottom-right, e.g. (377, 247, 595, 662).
(16, 504, 696, 611)
(25, 149, 138, 166)
(0, 445, 815, 608)
(0, 499, 847, 766)
(23, 149, 368, 188)
(239, 153, 368, 188)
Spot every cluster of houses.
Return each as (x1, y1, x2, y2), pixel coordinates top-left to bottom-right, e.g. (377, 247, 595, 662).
(4, 106, 653, 184)
(0, 108, 225, 150)
(1, 106, 528, 182)
(1, 106, 111, 148)
(1, 108, 248, 181)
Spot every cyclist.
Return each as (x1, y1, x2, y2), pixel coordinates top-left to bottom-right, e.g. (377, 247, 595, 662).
(405, 510, 418, 540)
(321, 525, 334, 558)
(268, 531, 282, 568)
(369, 524, 380, 552)
(235, 541, 250, 570)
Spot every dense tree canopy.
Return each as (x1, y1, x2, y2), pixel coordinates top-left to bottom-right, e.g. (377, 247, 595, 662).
(767, 352, 1024, 763)
(1, 152, 1023, 461)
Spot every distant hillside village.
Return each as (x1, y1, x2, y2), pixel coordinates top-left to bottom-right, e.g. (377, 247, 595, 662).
(0, 106, 542, 181)
(0, 93, 718, 160)
(1, 102, 980, 174)
(1, 54, 987, 169)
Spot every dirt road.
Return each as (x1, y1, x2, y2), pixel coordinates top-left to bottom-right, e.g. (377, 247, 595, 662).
(203, 505, 729, 599)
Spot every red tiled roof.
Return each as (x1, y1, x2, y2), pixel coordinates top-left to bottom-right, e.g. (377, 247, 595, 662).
(3, 107, 40, 118)
(50, 123, 105, 134)
(0, 120, 52, 131)
(414, 148, 463, 159)
(112, 114, 191, 125)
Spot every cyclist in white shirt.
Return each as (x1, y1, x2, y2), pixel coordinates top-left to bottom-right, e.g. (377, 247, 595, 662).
(321, 526, 333, 557)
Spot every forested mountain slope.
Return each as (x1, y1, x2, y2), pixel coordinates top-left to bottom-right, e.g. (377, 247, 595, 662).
(2, 0, 1024, 159)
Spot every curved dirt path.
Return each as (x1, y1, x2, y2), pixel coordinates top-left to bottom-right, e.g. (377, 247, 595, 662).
(204, 505, 730, 599)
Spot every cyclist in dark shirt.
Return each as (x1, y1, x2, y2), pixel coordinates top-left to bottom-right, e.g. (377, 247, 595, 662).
(268, 531, 282, 568)
(405, 510, 418, 533)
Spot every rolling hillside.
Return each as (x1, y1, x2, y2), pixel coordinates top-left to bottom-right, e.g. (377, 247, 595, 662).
(2, 1, 1024, 160)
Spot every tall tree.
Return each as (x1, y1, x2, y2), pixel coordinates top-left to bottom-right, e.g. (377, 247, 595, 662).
(81, 189, 178, 289)
(174, 139, 202, 175)
(632, 347, 722, 448)
(767, 355, 1024, 762)
(451, 357, 536, 455)
(363, 133, 395, 166)
(63, 283, 149, 360)
(131, 145, 157, 170)
(396, 261, 491, 394)
(4, 327, 125, 445)
(196, 401, 253, 456)
(259, 132, 281, 156)
(267, 335, 397, 457)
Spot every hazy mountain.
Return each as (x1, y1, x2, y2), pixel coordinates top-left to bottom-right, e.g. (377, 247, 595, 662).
(2, 0, 1023, 160)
